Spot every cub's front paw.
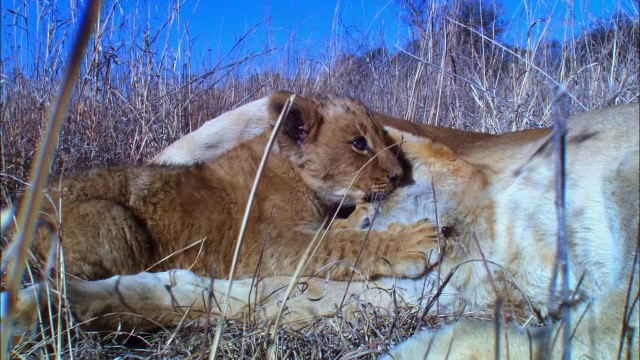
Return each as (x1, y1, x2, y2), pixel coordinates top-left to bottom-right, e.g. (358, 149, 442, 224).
(332, 203, 375, 229)
(371, 221, 441, 278)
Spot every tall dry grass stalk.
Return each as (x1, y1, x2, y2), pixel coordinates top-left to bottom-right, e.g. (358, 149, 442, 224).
(1, 0, 101, 357)
(209, 94, 294, 360)
(1, 0, 639, 358)
(549, 84, 571, 359)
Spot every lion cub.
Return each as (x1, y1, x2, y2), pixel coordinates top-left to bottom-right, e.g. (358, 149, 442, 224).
(23, 92, 438, 281)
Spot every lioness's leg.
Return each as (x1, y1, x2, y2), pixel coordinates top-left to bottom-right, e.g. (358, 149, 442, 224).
(34, 199, 152, 280)
(152, 97, 272, 165)
(383, 298, 639, 359)
(382, 277, 639, 360)
(11, 270, 255, 333)
(10, 270, 441, 335)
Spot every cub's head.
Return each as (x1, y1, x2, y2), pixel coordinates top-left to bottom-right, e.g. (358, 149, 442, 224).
(268, 91, 403, 206)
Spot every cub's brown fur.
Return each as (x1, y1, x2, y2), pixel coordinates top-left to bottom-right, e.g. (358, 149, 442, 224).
(25, 92, 439, 282)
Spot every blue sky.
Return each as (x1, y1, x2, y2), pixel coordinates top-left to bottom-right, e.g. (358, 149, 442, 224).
(1, 0, 636, 74)
(176, 0, 634, 58)
(178, 0, 407, 58)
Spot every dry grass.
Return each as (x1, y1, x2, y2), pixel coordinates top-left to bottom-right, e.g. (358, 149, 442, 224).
(7, 308, 442, 359)
(1, 0, 639, 358)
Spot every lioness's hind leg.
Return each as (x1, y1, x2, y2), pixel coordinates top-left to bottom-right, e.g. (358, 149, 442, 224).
(41, 199, 152, 280)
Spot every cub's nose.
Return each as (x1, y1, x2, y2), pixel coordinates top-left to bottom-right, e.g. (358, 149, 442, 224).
(387, 168, 402, 186)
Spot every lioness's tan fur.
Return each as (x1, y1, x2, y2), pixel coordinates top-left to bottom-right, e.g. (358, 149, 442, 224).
(357, 103, 639, 359)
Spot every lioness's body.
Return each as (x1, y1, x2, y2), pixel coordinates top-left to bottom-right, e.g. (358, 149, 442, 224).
(352, 103, 639, 359)
(101, 103, 640, 358)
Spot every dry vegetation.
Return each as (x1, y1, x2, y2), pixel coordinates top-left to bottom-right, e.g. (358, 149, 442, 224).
(1, 0, 639, 358)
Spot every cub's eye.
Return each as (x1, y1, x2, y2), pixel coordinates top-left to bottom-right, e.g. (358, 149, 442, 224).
(350, 136, 368, 152)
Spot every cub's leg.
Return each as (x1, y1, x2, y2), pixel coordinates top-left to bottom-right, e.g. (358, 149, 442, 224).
(33, 199, 152, 280)
(301, 220, 441, 280)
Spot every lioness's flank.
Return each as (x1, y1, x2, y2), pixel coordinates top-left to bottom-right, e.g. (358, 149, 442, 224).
(358, 103, 638, 359)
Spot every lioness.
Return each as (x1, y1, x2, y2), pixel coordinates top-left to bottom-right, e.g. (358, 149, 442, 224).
(346, 103, 639, 359)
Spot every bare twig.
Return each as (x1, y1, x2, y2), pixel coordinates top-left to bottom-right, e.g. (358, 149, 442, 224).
(548, 84, 571, 360)
(209, 94, 295, 360)
(1, 0, 102, 355)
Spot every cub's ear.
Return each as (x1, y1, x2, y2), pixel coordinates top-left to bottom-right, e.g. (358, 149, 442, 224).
(268, 91, 323, 146)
